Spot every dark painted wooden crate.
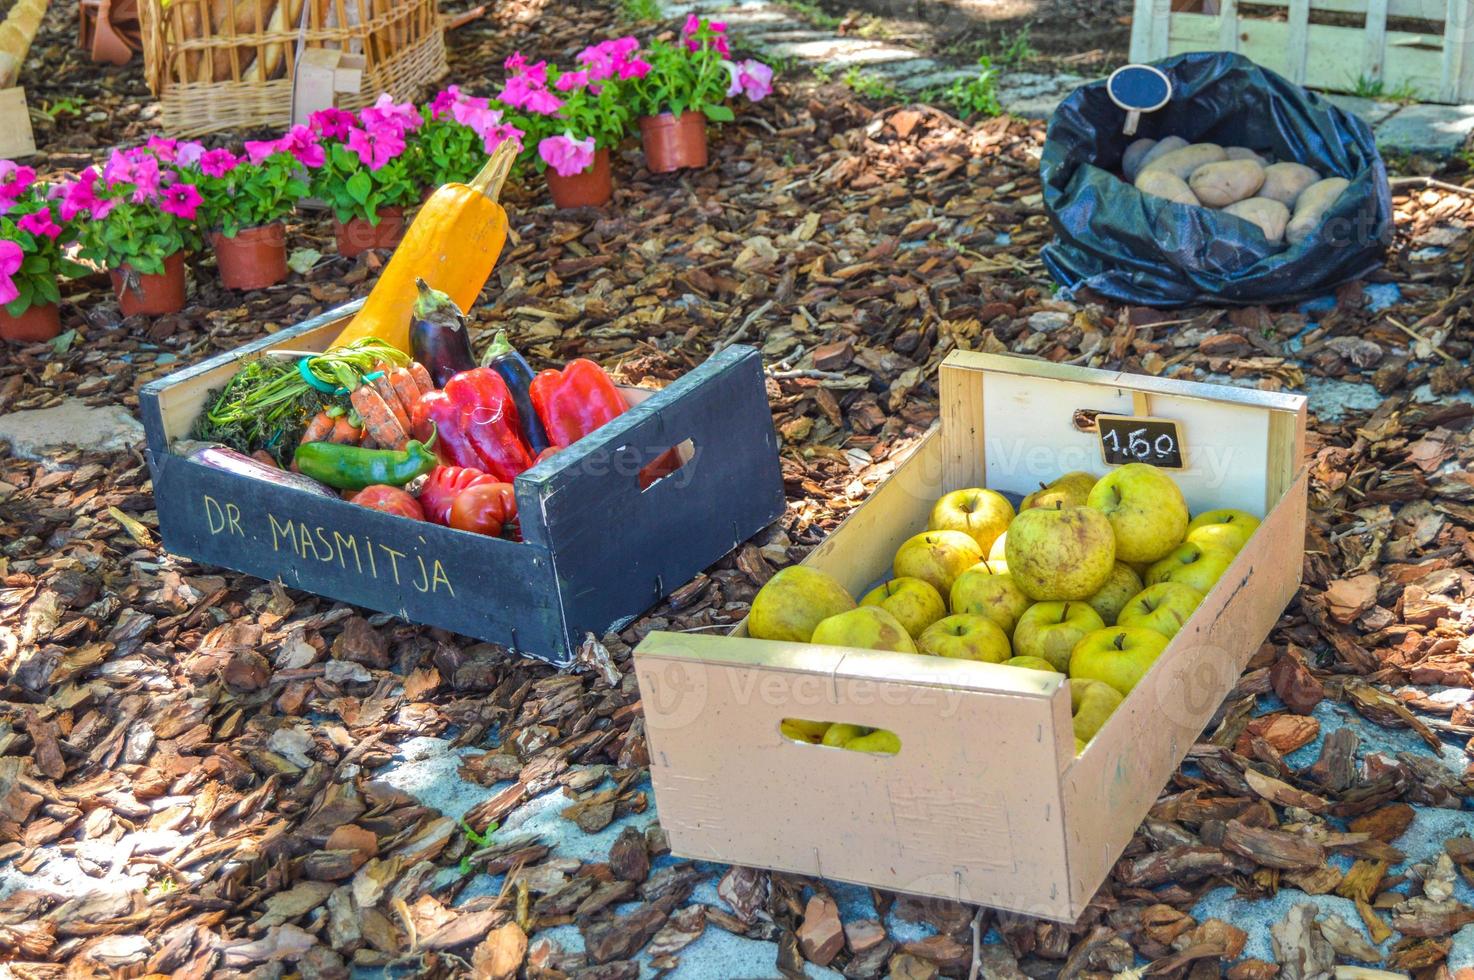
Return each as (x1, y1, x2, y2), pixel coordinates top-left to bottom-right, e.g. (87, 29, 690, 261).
(139, 300, 786, 667)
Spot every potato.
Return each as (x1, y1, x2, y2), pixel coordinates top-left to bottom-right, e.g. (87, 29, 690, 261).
(1136, 136, 1188, 174)
(1225, 146, 1267, 165)
(1188, 159, 1265, 207)
(1142, 143, 1228, 180)
(1122, 138, 1157, 181)
(1223, 197, 1290, 244)
(1135, 169, 1200, 207)
(1285, 177, 1350, 245)
(1259, 162, 1321, 207)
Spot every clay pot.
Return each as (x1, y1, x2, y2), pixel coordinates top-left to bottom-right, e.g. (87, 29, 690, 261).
(213, 223, 289, 291)
(0, 301, 62, 344)
(639, 112, 708, 173)
(110, 252, 187, 316)
(334, 207, 405, 258)
(546, 150, 612, 209)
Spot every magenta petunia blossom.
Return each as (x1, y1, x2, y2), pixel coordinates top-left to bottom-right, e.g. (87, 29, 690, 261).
(345, 125, 406, 171)
(280, 125, 326, 168)
(361, 94, 422, 136)
(146, 136, 179, 161)
(199, 147, 241, 178)
(538, 132, 596, 178)
(555, 70, 590, 93)
(244, 139, 281, 166)
(55, 169, 101, 221)
(175, 141, 207, 166)
(484, 122, 524, 155)
(17, 209, 62, 240)
(129, 155, 163, 203)
(505, 51, 528, 75)
(0, 239, 21, 306)
(430, 85, 462, 119)
(0, 161, 35, 201)
(159, 182, 203, 221)
(725, 59, 774, 101)
(499, 73, 562, 115)
(310, 107, 357, 141)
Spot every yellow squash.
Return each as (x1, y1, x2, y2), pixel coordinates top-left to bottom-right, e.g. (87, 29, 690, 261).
(329, 141, 517, 353)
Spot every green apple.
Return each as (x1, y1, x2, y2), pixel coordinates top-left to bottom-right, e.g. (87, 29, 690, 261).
(1004, 655, 1061, 673)
(1085, 562, 1144, 625)
(988, 532, 1007, 563)
(1069, 626, 1169, 696)
(1012, 601, 1106, 672)
(811, 606, 917, 654)
(843, 729, 900, 754)
(1022, 471, 1097, 511)
(950, 561, 1032, 636)
(917, 613, 1011, 663)
(860, 577, 946, 639)
(822, 722, 866, 747)
(1004, 504, 1116, 600)
(1086, 463, 1189, 564)
(1070, 678, 1124, 748)
(1117, 582, 1204, 640)
(1186, 508, 1261, 554)
(928, 488, 1015, 553)
(749, 566, 857, 642)
(781, 718, 831, 743)
(894, 530, 984, 598)
(1145, 541, 1236, 595)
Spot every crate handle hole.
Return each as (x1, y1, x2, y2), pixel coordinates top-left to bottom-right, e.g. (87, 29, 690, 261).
(780, 718, 901, 755)
(639, 438, 695, 492)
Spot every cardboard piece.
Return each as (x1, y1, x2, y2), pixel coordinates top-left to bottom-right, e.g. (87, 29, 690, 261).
(290, 48, 367, 127)
(0, 87, 35, 158)
(636, 351, 1309, 922)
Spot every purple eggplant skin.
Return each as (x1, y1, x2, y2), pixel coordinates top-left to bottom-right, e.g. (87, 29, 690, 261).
(182, 443, 339, 498)
(410, 278, 477, 387)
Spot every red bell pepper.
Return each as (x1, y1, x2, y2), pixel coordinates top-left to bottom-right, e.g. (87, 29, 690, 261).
(530, 359, 683, 487)
(413, 369, 534, 483)
(414, 391, 481, 470)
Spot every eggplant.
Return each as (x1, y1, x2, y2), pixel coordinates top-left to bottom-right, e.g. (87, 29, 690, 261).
(410, 278, 477, 387)
(481, 331, 551, 454)
(180, 442, 340, 498)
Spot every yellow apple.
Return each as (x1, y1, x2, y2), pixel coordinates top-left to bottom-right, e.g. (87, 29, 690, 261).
(893, 530, 984, 598)
(781, 718, 830, 743)
(917, 613, 1011, 663)
(1012, 601, 1107, 672)
(1070, 677, 1124, 748)
(811, 606, 917, 654)
(1021, 471, 1097, 511)
(860, 577, 946, 639)
(1004, 655, 1061, 673)
(749, 566, 857, 642)
(843, 729, 900, 754)
(1069, 626, 1169, 696)
(988, 532, 1007, 563)
(1086, 562, 1144, 625)
(1145, 541, 1236, 595)
(1117, 581, 1204, 639)
(928, 488, 1015, 553)
(1186, 508, 1261, 554)
(1005, 503, 1116, 600)
(822, 722, 866, 747)
(1086, 463, 1189, 564)
(950, 561, 1033, 636)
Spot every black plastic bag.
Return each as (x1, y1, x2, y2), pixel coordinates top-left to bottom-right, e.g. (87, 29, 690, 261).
(1040, 52, 1391, 307)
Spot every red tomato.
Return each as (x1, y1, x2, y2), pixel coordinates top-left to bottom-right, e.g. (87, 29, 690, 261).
(352, 485, 425, 520)
(419, 465, 495, 525)
(448, 483, 517, 537)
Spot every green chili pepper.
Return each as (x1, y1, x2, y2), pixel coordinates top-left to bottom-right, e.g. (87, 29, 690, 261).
(294, 434, 438, 491)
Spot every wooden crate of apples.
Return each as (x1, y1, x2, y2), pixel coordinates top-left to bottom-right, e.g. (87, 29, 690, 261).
(751, 463, 1260, 757)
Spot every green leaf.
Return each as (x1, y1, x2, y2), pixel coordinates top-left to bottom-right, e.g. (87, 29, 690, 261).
(346, 170, 373, 205)
(702, 103, 734, 123)
(287, 248, 321, 274)
(50, 328, 77, 354)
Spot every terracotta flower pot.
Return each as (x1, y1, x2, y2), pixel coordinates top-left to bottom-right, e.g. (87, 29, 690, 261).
(213, 223, 289, 291)
(639, 112, 708, 173)
(546, 149, 612, 209)
(335, 207, 405, 258)
(0, 301, 62, 344)
(110, 252, 187, 317)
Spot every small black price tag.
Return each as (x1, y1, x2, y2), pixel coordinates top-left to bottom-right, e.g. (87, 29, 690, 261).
(1096, 414, 1185, 469)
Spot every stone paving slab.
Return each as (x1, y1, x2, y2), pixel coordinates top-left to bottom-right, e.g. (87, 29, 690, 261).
(1375, 101, 1474, 156)
(0, 399, 144, 459)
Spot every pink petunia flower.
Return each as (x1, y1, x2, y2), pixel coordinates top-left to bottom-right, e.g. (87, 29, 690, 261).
(505, 51, 528, 75)
(538, 131, 595, 178)
(361, 94, 422, 136)
(499, 73, 563, 115)
(726, 59, 774, 101)
(555, 70, 590, 93)
(244, 139, 282, 166)
(17, 209, 62, 240)
(617, 57, 651, 80)
(280, 125, 326, 168)
(146, 136, 179, 161)
(199, 147, 241, 178)
(0, 239, 21, 306)
(310, 107, 357, 141)
(128, 155, 162, 203)
(345, 125, 406, 171)
(484, 122, 524, 155)
(452, 97, 501, 135)
(175, 141, 207, 166)
(430, 85, 462, 119)
(54, 169, 101, 221)
(0, 161, 38, 199)
(159, 182, 202, 221)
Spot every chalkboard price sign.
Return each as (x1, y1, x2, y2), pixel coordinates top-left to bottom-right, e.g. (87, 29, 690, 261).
(1096, 414, 1185, 469)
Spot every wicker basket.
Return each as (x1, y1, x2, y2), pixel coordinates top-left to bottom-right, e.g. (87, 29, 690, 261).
(140, 0, 447, 136)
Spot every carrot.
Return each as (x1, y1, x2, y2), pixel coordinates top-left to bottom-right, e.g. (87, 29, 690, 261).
(370, 369, 412, 433)
(407, 361, 433, 393)
(300, 411, 336, 445)
(389, 368, 423, 416)
(329, 416, 362, 445)
(351, 385, 408, 449)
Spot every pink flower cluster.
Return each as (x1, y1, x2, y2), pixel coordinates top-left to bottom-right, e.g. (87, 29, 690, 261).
(336, 94, 421, 171)
(683, 14, 730, 56)
(499, 53, 563, 116)
(538, 132, 596, 178)
(575, 37, 651, 86)
(0, 239, 22, 306)
(430, 85, 525, 154)
(0, 160, 37, 217)
(725, 59, 774, 102)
